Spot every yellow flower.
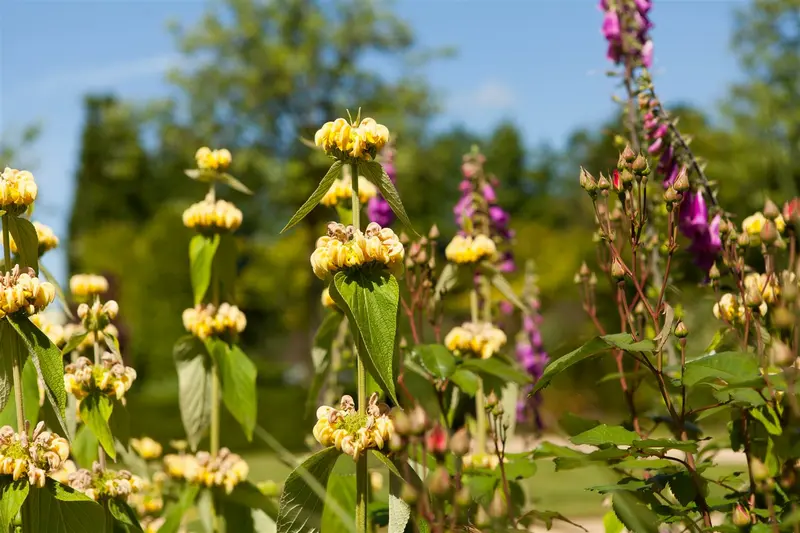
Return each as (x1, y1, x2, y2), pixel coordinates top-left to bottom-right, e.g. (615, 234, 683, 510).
(0, 265, 56, 319)
(131, 437, 163, 460)
(742, 212, 767, 236)
(70, 274, 109, 299)
(310, 222, 404, 279)
(445, 234, 497, 265)
(314, 117, 390, 161)
(320, 176, 377, 207)
(9, 221, 58, 257)
(0, 422, 71, 488)
(744, 273, 779, 304)
(312, 395, 394, 461)
(182, 303, 246, 340)
(0, 168, 38, 214)
(182, 199, 242, 233)
(713, 293, 745, 323)
(64, 353, 137, 402)
(195, 147, 233, 171)
(445, 322, 507, 359)
(321, 288, 338, 310)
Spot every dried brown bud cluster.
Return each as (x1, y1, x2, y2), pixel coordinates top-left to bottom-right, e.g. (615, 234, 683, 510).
(163, 448, 249, 494)
(0, 422, 70, 488)
(312, 394, 394, 460)
(68, 461, 144, 501)
(64, 352, 137, 401)
(182, 302, 246, 340)
(0, 265, 56, 318)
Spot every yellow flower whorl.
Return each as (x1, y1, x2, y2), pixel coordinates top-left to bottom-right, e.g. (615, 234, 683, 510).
(444, 322, 507, 359)
(445, 234, 497, 265)
(182, 302, 247, 340)
(182, 199, 243, 233)
(310, 222, 404, 279)
(64, 353, 137, 401)
(195, 147, 232, 171)
(320, 176, 378, 207)
(163, 448, 248, 494)
(131, 437, 163, 460)
(0, 422, 70, 488)
(314, 117, 390, 161)
(70, 274, 109, 299)
(312, 394, 394, 461)
(0, 168, 38, 214)
(0, 265, 56, 319)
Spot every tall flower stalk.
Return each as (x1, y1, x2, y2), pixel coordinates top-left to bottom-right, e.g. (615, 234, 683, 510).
(515, 261, 548, 432)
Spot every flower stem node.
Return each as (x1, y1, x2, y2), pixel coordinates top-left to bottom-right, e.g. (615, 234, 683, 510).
(321, 175, 377, 207)
(314, 117, 390, 162)
(0, 422, 70, 488)
(195, 147, 232, 171)
(311, 394, 394, 461)
(0, 265, 56, 318)
(444, 234, 497, 265)
(64, 352, 137, 401)
(182, 198, 243, 234)
(311, 222, 404, 279)
(163, 448, 248, 494)
(68, 464, 144, 502)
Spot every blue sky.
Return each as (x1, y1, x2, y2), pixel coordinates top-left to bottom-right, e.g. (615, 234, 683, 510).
(0, 0, 745, 283)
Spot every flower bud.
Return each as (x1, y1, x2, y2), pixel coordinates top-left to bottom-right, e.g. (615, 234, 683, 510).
(744, 284, 764, 309)
(621, 145, 637, 164)
(736, 232, 750, 249)
(764, 199, 780, 220)
(426, 466, 451, 496)
(454, 486, 471, 507)
(732, 504, 750, 527)
(579, 167, 598, 195)
(425, 425, 448, 458)
(750, 458, 770, 482)
(620, 169, 634, 188)
(408, 406, 427, 436)
(672, 167, 690, 193)
(77, 303, 89, 321)
(663, 187, 680, 207)
(760, 220, 779, 245)
(674, 321, 688, 338)
(485, 391, 499, 409)
(718, 218, 731, 236)
(772, 307, 795, 330)
(389, 432, 404, 452)
(611, 257, 626, 281)
(631, 155, 650, 175)
(400, 484, 418, 505)
(370, 471, 384, 492)
(597, 174, 610, 193)
(428, 224, 440, 239)
(769, 340, 795, 367)
(450, 428, 470, 457)
(102, 300, 119, 320)
(709, 263, 721, 280)
(488, 488, 508, 518)
(392, 410, 411, 436)
(579, 262, 591, 279)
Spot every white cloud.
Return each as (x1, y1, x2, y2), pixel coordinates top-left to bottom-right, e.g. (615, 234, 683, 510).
(450, 80, 517, 113)
(27, 53, 182, 97)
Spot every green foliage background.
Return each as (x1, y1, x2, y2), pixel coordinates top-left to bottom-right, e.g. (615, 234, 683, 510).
(9, 0, 798, 450)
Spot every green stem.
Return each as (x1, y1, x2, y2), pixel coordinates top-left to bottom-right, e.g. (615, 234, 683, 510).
(470, 286, 487, 455)
(3, 215, 25, 435)
(206, 183, 221, 533)
(351, 161, 368, 533)
(93, 311, 107, 470)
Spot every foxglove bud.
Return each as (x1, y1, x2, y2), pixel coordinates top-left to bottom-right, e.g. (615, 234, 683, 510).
(631, 155, 650, 176)
(392, 410, 411, 436)
(426, 466, 451, 496)
(674, 321, 688, 338)
(769, 340, 795, 367)
(400, 484, 418, 505)
(672, 168, 690, 193)
(450, 428, 470, 456)
(611, 257, 626, 281)
(761, 220, 779, 245)
(621, 145, 637, 164)
(663, 187, 680, 207)
(579, 167, 598, 195)
(764, 199, 780, 220)
(732, 504, 750, 527)
(408, 406, 427, 436)
(425, 425, 448, 458)
(620, 169, 634, 188)
(709, 263, 721, 280)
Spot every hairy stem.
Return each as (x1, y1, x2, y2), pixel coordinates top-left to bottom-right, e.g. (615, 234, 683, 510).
(351, 162, 368, 533)
(92, 311, 107, 470)
(3, 215, 25, 435)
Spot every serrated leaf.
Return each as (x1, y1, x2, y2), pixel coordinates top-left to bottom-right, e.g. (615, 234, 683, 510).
(8, 315, 67, 430)
(189, 234, 220, 305)
(520, 509, 588, 531)
(7, 216, 39, 274)
(461, 357, 531, 385)
(416, 344, 456, 379)
(158, 484, 200, 533)
(107, 498, 143, 531)
(388, 472, 410, 533)
(173, 335, 213, 450)
(24, 479, 104, 533)
(611, 492, 659, 533)
(571, 424, 639, 447)
(320, 460, 356, 533)
(61, 330, 89, 355)
(683, 352, 759, 386)
(219, 172, 254, 195)
(80, 392, 116, 459)
(276, 447, 344, 533)
(358, 160, 418, 237)
(450, 368, 480, 395)
(0, 357, 40, 428)
(666, 472, 697, 507)
(0, 478, 28, 532)
(330, 269, 399, 403)
(210, 341, 257, 441)
(282, 161, 343, 233)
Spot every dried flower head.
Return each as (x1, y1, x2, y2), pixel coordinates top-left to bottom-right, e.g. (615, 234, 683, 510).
(182, 198, 242, 233)
(64, 352, 137, 401)
(67, 463, 143, 502)
(314, 117, 390, 161)
(444, 322, 508, 359)
(444, 234, 497, 265)
(195, 147, 232, 171)
(182, 303, 246, 340)
(163, 448, 248, 494)
(312, 394, 394, 460)
(0, 422, 70, 488)
(0, 265, 56, 319)
(310, 222, 404, 279)
(320, 175, 377, 207)
(9, 221, 58, 257)
(0, 167, 38, 214)
(69, 274, 109, 299)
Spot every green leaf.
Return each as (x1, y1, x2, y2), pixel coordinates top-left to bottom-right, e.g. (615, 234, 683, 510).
(0, 357, 40, 428)
(197, 488, 214, 533)
(358, 160, 418, 237)
(0, 478, 28, 531)
(330, 269, 399, 403)
(79, 392, 116, 459)
(461, 357, 531, 385)
(211, 341, 257, 441)
(8, 315, 67, 428)
(107, 499, 143, 531)
(276, 447, 345, 533)
(189, 234, 220, 305)
(611, 492, 659, 533)
(400, 363, 441, 419)
(480, 263, 527, 312)
(389, 471, 410, 533)
(8, 216, 39, 273)
(603, 510, 624, 533)
(432, 263, 459, 305)
(630, 439, 698, 453)
(751, 406, 783, 435)
(61, 330, 89, 355)
(24, 479, 104, 533)
(416, 344, 456, 379)
(570, 424, 639, 447)
(104, 330, 121, 356)
(109, 399, 130, 449)
(221, 498, 257, 533)
(450, 368, 480, 395)
(559, 413, 601, 437)
(219, 481, 278, 516)
(72, 424, 99, 468)
(0, 320, 25, 414)
(173, 335, 213, 450)
(666, 472, 698, 507)
(520, 510, 588, 532)
(282, 161, 343, 233)
(683, 352, 759, 386)
(158, 484, 200, 533)
(321, 460, 356, 533)
(219, 172, 254, 195)
(532, 334, 649, 394)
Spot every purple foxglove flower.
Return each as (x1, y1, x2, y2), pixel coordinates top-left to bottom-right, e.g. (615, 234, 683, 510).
(482, 184, 497, 203)
(641, 39, 654, 67)
(679, 191, 708, 239)
(368, 198, 394, 227)
(602, 10, 621, 39)
(489, 206, 510, 227)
